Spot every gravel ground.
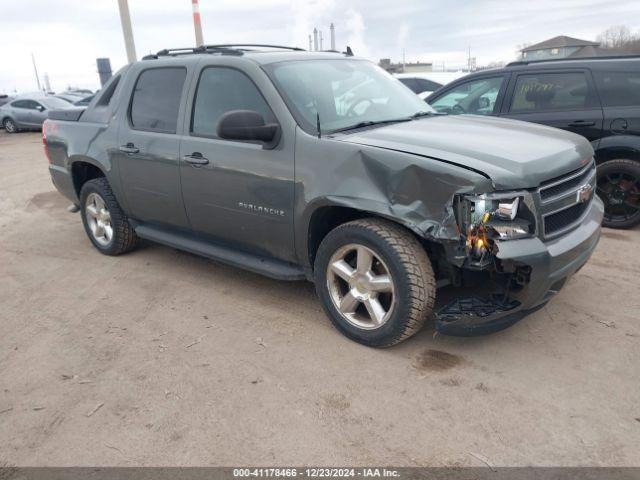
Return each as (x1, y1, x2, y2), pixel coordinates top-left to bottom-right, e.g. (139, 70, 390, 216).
(0, 131, 639, 467)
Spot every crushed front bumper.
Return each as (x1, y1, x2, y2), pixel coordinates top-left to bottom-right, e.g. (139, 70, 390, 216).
(435, 196, 604, 336)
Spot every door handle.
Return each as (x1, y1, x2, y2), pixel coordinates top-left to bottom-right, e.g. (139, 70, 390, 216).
(568, 120, 595, 127)
(183, 153, 209, 166)
(119, 143, 139, 154)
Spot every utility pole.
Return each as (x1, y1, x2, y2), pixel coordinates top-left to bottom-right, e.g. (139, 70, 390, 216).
(313, 28, 318, 51)
(330, 23, 336, 51)
(117, 0, 137, 63)
(191, 0, 204, 46)
(31, 53, 42, 91)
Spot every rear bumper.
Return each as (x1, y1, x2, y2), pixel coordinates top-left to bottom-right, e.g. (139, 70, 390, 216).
(436, 196, 603, 336)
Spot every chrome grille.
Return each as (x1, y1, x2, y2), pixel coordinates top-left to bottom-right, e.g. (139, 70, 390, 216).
(536, 160, 596, 239)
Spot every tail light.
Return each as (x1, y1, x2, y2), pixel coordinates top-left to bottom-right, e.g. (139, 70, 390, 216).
(42, 120, 52, 164)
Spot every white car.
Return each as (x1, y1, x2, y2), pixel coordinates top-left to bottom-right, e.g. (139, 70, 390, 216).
(395, 72, 468, 99)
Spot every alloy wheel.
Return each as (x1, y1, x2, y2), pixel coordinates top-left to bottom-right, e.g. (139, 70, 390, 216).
(326, 243, 396, 330)
(4, 119, 16, 133)
(85, 192, 113, 246)
(597, 172, 640, 223)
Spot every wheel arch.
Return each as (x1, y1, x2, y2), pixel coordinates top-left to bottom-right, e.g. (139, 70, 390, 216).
(303, 201, 430, 271)
(595, 140, 640, 165)
(70, 160, 107, 197)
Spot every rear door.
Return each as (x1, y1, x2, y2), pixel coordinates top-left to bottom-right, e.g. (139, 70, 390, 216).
(115, 65, 191, 228)
(500, 69, 604, 141)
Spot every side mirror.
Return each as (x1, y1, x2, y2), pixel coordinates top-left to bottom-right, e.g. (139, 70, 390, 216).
(36, 105, 46, 112)
(217, 110, 279, 147)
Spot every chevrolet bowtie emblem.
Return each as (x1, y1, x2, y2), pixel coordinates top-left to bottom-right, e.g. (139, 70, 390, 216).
(576, 184, 593, 203)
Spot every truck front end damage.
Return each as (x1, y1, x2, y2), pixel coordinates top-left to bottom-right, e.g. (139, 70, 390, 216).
(432, 160, 603, 336)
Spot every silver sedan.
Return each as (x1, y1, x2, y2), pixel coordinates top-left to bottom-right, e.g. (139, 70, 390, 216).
(0, 95, 72, 133)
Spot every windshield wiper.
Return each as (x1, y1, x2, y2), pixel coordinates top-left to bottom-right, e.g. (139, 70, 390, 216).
(329, 117, 412, 134)
(410, 110, 437, 119)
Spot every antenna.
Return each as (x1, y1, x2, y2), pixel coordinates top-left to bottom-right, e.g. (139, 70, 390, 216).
(316, 112, 321, 138)
(345, 46, 354, 57)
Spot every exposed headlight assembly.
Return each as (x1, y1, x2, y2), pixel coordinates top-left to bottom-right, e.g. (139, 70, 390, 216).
(457, 192, 533, 267)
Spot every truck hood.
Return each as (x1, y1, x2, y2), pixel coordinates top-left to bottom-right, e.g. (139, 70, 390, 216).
(336, 114, 594, 190)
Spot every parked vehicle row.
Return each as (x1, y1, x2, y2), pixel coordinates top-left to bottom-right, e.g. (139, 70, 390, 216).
(43, 45, 602, 347)
(0, 93, 73, 133)
(426, 56, 640, 228)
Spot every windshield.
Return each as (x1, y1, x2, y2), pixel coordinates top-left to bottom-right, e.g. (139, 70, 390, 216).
(265, 59, 434, 134)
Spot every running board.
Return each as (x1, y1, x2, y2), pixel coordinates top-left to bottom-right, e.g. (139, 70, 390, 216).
(135, 224, 306, 281)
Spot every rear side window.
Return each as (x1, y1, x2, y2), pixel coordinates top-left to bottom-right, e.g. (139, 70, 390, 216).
(130, 67, 186, 133)
(510, 72, 590, 112)
(191, 67, 275, 138)
(595, 71, 640, 107)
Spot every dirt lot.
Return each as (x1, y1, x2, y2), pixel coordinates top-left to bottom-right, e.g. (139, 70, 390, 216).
(0, 131, 639, 467)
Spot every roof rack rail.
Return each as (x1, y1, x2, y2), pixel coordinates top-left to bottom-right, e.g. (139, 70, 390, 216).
(142, 44, 306, 60)
(204, 44, 306, 51)
(507, 53, 640, 66)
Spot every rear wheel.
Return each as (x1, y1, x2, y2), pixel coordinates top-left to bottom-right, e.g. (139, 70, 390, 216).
(79, 177, 139, 255)
(596, 159, 640, 229)
(314, 218, 436, 347)
(3, 118, 17, 133)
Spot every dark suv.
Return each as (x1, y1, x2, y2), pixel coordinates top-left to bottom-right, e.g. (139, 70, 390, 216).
(44, 45, 602, 347)
(427, 56, 640, 229)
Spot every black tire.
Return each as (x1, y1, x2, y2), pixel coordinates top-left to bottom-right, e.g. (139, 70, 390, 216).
(314, 218, 436, 347)
(597, 159, 640, 229)
(3, 117, 17, 133)
(79, 177, 139, 255)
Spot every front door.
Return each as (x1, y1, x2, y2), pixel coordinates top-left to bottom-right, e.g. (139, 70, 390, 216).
(500, 70, 604, 142)
(116, 66, 190, 228)
(179, 66, 295, 262)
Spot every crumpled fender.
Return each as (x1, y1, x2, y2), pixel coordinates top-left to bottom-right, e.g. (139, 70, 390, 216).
(294, 130, 494, 266)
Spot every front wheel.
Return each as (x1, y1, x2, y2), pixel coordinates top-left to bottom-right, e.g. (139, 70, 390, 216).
(314, 218, 436, 347)
(3, 118, 17, 133)
(596, 159, 640, 229)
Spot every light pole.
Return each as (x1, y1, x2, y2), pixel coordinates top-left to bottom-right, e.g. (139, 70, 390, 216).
(117, 0, 137, 63)
(192, 0, 204, 46)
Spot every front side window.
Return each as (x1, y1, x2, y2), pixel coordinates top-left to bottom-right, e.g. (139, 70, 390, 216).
(130, 67, 186, 133)
(191, 67, 276, 138)
(265, 59, 432, 134)
(429, 76, 504, 115)
(12, 100, 37, 109)
(595, 71, 640, 107)
(510, 72, 589, 113)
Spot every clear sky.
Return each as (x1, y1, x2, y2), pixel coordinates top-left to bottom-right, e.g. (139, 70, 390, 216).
(1, 0, 639, 94)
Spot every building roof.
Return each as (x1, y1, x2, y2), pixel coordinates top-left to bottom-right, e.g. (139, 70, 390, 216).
(521, 35, 599, 52)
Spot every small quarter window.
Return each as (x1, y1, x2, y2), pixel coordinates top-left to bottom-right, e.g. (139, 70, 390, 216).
(595, 71, 640, 107)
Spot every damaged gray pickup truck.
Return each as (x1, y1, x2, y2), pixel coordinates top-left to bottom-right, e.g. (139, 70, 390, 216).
(44, 45, 603, 347)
